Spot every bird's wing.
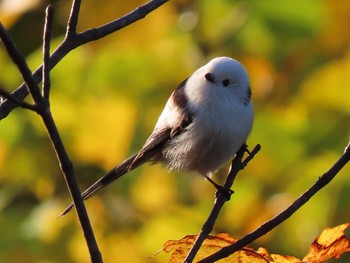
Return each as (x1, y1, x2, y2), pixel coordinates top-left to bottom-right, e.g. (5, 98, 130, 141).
(128, 78, 193, 170)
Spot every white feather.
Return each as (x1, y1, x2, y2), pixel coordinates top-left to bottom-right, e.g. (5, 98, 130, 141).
(156, 57, 253, 175)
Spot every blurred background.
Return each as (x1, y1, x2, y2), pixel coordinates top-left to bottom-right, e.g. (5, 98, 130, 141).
(0, 0, 349, 262)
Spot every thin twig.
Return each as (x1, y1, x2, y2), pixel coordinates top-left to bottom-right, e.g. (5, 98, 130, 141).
(224, 144, 261, 189)
(0, 0, 169, 119)
(74, 0, 169, 42)
(199, 141, 350, 263)
(38, 5, 102, 262)
(0, 87, 37, 111)
(66, 0, 81, 37)
(184, 144, 261, 263)
(42, 5, 54, 99)
(0, 23, 42, 103)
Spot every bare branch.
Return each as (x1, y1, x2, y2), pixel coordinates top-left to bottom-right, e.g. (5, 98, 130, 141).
(0, 23, 42, 103)
(74, 0, 169, 43)
(0, 0, 169, 120)
(39, 5, 103, 262)
(0, 87, 37, 111)
(66, 0, 82, 37)
(40, 109, 103, 263)
(1, 4, 103, 261)
(184, 144, 261, 263)
(199, 141, 350, 263)
(42, 5, 54, 99)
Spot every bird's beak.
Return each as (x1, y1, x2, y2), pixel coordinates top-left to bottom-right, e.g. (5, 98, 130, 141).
(205, 73, 215, 83)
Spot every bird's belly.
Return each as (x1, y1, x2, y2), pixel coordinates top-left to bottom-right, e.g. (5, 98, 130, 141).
(161, 123, 245, 175)
(160, 99, 253, 176)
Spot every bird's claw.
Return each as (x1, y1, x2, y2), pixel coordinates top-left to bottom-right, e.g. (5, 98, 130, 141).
(215, 185, 234, 200)
(205, 175, 234, 201)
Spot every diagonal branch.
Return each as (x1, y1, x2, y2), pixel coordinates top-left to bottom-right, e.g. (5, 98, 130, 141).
(184, 144, 261, 263)
(199, 141, 350, 263)
(74, 0, 169, 43)
(0, 0, 169, 120)
(0, 23, 42, 103)
(0, 87, 37, 111)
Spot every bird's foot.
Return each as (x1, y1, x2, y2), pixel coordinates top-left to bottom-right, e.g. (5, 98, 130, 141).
(204, 175, 234, 201)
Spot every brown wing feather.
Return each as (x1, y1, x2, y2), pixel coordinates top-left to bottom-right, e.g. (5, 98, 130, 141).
(128, 127, 172, 171)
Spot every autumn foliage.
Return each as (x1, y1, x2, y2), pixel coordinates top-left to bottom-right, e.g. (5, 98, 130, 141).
(163, 223, 350, 262)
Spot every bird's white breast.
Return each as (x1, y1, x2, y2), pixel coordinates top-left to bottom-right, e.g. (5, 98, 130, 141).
(162, 77, 253, 176)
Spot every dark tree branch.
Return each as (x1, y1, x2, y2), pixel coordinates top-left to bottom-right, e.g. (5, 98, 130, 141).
(74, 0, 169, 43)
(42, 5, 54, 99)
(0, 1, 170, 261)
(40, 110, 103, 263)
(199, 141, 350, 263)
(0, 23, 42, 104)
(184, 144, 261, 263)
(0, 87, 37, 111)
(0, 0, 169, 119)
(1, 5, 103, 262)
(66, 0, 81, 37)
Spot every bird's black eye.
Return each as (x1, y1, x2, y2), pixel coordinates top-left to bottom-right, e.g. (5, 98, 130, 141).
(205, 73, 214, 83)
(222, 79, 230, 87)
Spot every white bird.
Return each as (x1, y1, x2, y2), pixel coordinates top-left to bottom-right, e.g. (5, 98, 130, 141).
(60, 56, 254, 216)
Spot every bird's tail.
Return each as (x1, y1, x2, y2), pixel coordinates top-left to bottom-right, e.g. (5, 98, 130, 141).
(58, 152, 148, 217)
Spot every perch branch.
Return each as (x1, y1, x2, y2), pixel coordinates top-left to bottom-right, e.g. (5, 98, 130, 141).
(184, 144, 261, 263)
(199, 141, 350, 263)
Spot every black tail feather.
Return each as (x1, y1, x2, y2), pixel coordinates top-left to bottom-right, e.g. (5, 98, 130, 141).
(58, 152, 148, 217)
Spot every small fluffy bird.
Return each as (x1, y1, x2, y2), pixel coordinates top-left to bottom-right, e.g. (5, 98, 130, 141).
(60, 56, 254, 216)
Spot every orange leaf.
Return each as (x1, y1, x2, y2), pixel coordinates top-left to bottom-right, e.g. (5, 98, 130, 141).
(163, 233, 297, 263)
(303, 222, 350, 263)
(270, 254, 301, 263)
(162, 223, 350, 263)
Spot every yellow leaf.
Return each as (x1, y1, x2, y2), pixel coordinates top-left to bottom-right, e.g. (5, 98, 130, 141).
(163, 233, 270, 263)
(270, 254, 301, 263)
(303, 222, 350, 263)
